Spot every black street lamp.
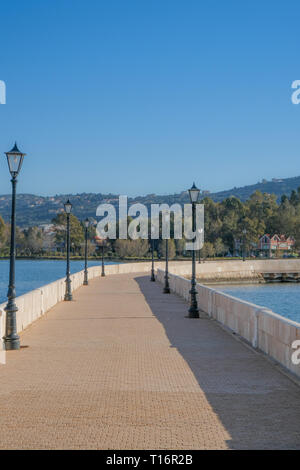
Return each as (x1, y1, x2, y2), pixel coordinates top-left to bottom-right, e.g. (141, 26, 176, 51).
(242, 228, 247, 262)
(150, 239, 155, 282)
(96, 238, 106, 277)
(101, 241, 106, 277)
(3, 143, 26, 350)
(163, 239, 170, 293)
(64, 200, 73, 301)
(83, 218, 89, 285)
(188, 182, 200, 318)
(95, 236, 106, 276)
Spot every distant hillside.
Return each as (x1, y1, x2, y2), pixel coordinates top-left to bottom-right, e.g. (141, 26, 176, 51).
(207, 176, 300, 202)
(0, 175, 300, 227)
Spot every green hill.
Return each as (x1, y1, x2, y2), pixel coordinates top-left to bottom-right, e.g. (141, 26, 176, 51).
(0, 175, 299, 227)
(207, 176, 300, 202)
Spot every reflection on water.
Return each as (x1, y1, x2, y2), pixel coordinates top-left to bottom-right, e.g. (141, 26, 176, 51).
(215, 283, 300, 324)
(0, 259, 118, 304)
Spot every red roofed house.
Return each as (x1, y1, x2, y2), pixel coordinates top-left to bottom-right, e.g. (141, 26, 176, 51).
(258, 234, 295, 256)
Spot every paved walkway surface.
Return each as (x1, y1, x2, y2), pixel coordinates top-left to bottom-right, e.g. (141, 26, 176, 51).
(0, 272, 300, 450)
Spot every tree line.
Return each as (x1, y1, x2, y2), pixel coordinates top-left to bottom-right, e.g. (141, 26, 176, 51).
(0, 188, 299, 259)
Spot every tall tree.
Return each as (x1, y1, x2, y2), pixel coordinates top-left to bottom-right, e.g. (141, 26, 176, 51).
(52, 213, 84, 252)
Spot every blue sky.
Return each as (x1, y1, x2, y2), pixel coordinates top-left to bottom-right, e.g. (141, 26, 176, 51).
(0, 0, 299, 197)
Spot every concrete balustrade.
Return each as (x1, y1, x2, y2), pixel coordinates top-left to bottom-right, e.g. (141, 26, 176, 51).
(0, 270, 82, 343)
(166, 259, 300, 282)
(156, 268, 300, 379)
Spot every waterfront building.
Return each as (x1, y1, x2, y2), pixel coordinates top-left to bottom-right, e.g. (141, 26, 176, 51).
(258, 234, 295, 256)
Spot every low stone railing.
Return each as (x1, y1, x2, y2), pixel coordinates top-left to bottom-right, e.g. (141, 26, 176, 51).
(156, 269, 300, 379)
(167, 258, 300, 282)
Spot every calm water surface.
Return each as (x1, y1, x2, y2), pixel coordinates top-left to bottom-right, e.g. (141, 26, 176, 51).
(216, 283, 300, 324)
(0, 259, 118, 304)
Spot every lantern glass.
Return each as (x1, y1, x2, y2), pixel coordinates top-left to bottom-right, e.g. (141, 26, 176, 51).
(64, 200, 72, 214)
(84, 218, 89, 228)
(188, 182, 200, 203)
(5, 143, 26, 176)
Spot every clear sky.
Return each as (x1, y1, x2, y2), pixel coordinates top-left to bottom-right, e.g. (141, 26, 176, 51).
(0, 0, 299, 197)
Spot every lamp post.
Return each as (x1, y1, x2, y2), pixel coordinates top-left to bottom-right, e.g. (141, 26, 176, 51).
(83, 218, 89, 285)
(150, 239, 155, 282)
(163, 238, 170, 293)
(242, 228, 247, 262)
(188, 182, 200, 318)
(95, 236, 106, 276)
(163, 213, 171, 293)
(3, 143, 26, 350)
(64, 200, 73, 301)
(101, 240, 106, 277)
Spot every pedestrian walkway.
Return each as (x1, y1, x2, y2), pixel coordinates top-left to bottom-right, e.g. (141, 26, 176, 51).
(0, 272, 299, 449)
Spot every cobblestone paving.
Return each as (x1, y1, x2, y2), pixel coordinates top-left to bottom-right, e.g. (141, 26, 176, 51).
(0, 273, 299, 449)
